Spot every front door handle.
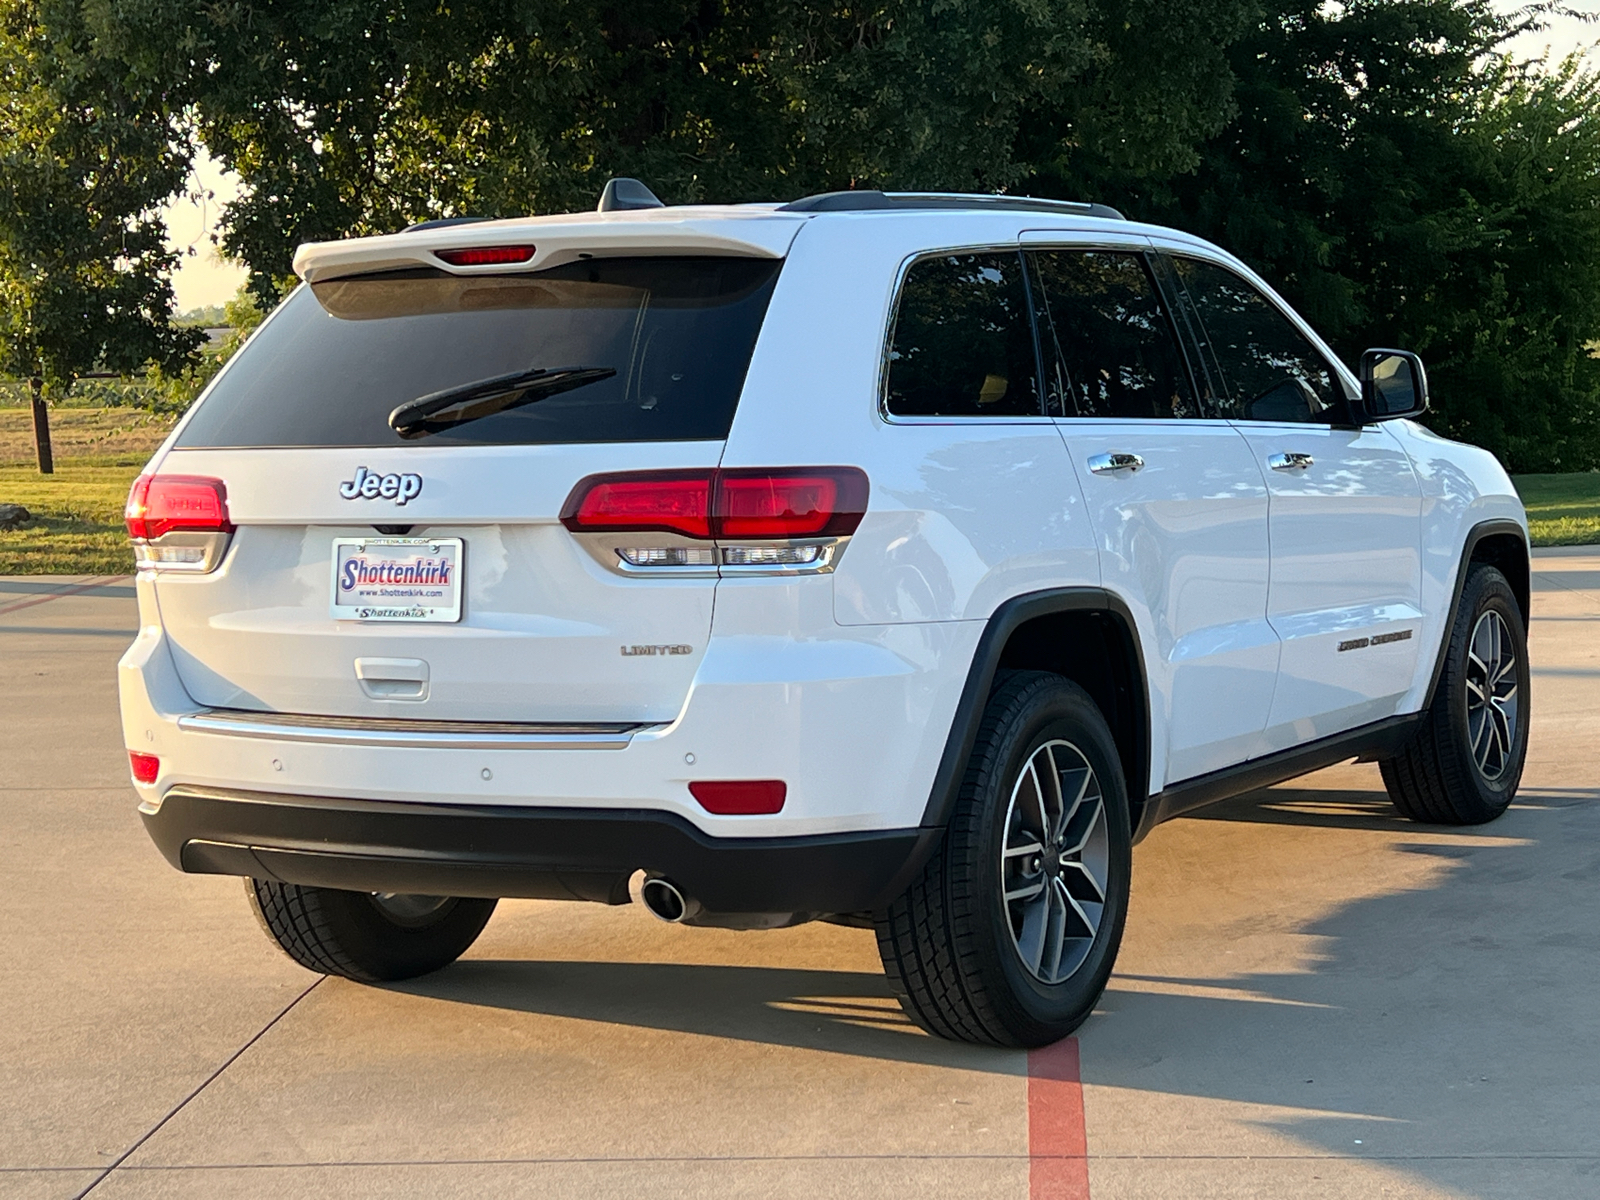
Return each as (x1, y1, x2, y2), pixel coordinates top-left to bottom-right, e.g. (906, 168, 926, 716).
(1088, 452, 1145, 475)
(1269, 452, 1315, 472)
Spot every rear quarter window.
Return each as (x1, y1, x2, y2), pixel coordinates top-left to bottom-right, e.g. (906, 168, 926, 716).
(883, 252, 1042, 418)
(175, 256, 781, 448)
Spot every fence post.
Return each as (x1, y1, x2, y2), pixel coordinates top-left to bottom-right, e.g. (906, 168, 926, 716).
(30, 376, 54, 475)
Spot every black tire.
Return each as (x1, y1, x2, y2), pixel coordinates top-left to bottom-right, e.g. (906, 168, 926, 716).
(1380, 564, 1529, 825)
(246, 880, 497, 982)
(875, 671, 1132, 1047)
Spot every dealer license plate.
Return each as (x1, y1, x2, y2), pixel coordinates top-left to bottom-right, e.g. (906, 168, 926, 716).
(330, 537, 463, 623)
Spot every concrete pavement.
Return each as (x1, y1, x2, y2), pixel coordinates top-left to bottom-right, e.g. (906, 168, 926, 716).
(1, 553, 1596, 1198)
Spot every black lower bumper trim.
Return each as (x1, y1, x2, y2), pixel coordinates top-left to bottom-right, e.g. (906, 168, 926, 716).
(144, 786, 937, 915)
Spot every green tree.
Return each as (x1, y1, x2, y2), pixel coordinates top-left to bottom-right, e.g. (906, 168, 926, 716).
(1080, 0, 1600, 471)
(91, 0, 1262, 301)
(0, 0, 201, 472)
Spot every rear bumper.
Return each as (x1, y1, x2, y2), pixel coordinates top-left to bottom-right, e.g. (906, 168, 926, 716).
(142, 785, 938, 916)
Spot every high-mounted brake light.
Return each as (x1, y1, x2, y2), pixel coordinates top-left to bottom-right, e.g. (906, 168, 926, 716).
(434, 244, 537, 267)
(125, 475, 232, 541)
(561, 468, 868, 541)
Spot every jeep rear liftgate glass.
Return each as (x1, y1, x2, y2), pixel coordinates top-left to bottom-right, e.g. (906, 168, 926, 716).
(176, 256, 782, 448)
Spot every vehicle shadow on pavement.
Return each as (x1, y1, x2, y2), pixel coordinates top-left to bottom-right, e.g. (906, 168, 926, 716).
(390, 958, 1021, 1074)
(1087, 778, 1600, 1196)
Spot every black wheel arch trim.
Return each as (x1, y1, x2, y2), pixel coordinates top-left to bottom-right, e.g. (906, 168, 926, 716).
(1421, 518, 1529, 711)
(917, 588, 1151, 836)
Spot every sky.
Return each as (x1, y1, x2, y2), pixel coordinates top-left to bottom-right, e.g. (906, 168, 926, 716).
(160, 3, 1600, 315)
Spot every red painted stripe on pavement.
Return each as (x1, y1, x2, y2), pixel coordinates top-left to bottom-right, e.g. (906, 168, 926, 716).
(1029, 1036, 1089, 1200)
(0, 575, 130, 617)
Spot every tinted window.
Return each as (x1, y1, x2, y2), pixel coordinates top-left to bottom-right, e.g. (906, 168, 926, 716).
(1170, 257, 1342, 423)
(884, 252, 1041, 418)
(176, 257, 781, 448)
(1028, 250, 1198, 420)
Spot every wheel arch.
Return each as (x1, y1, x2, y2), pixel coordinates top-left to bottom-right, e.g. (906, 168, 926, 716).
(1422, 518, 1530, 709)
(919, 588, 1151, 839)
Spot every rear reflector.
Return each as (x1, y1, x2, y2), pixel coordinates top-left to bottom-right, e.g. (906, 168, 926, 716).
(689, 780, 787, 815)
(434, 244, 537, 267)
(129, 751, 159, 784)
(562, 468, 867, 540)
(125, 476, 232, 540)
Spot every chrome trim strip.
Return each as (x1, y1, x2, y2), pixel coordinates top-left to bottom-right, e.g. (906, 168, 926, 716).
(176, 709, 652, 750)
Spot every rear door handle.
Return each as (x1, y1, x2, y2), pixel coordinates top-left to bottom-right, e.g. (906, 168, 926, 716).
(1087, 452, 1145, 475)
(1269, 452, 1315, 472)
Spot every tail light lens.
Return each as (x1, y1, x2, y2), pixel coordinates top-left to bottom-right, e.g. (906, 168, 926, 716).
(716, 470, 867, 538)
(129, 751, 160, 785)
(562, 468, 867, 541)
(689, 780, 787, 815)
(562, 471, 714, 538)
(125, 475, 232, 540)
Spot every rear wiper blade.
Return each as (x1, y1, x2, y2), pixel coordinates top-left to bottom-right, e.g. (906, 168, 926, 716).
(389, 366, 617, 440)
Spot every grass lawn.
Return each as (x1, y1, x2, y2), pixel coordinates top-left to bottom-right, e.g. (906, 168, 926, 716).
(0, 406, 174, 575)
(1, 407, 1596, 573)
(1513, 473, 1600, 548)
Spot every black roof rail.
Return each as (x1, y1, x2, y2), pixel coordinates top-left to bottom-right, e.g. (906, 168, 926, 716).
(401, 216, 496, 233)
(777, 191, 1125, 220)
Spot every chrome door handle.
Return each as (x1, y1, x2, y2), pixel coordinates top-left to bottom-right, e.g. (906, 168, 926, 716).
(1088, 452, 1144, 475)
(1269, 452, 1315, 472)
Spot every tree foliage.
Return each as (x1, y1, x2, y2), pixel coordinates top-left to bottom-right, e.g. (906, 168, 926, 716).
(1080, 0, 1600, 470)
(6, 0, 1600, 471)
(0, 1, 200, 386)
(87, 0, 1259, 301)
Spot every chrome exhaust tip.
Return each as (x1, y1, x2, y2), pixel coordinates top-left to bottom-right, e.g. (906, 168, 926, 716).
(639, 876, 699, 923)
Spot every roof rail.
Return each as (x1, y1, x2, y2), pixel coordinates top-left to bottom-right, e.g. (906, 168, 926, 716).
(777, 191, 1125, 220)
(401, 216, 496, 233)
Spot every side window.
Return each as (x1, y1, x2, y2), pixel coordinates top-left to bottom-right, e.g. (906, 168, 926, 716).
(884, 252, 1042, 418)
(1170, 257, 1343, 423)
(1027, 250, 1199, 420)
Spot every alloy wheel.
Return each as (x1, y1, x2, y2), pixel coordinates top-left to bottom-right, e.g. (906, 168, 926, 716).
(369, 892, 455, 926)
(1465, 609, 1519, 782)
(1000, 739, 1110, 984)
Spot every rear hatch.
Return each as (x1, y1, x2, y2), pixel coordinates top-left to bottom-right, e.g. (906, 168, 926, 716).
(150, 251, 783, 723)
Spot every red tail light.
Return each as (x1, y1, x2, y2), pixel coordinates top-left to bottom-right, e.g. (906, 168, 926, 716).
(129, 751, 159, 784)
(689, 780, 787, 815)
(562, 471, 714, 538)
(717, 470, 866, 538)
(125, 476, 232, 540)
(562, 468, 867, 540)
(434, 244, 536, 267)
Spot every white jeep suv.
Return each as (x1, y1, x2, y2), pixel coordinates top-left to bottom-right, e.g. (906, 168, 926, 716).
(120, 185, 1530, 1047)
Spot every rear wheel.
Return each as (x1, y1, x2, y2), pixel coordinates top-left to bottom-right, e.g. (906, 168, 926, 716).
(1380, 564, 1528, 825)
(875, 672, 1132, 1047)
(246, 879, 497, 982)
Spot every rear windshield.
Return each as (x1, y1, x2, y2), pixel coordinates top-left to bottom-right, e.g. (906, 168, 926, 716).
(175, 256, 782, 448)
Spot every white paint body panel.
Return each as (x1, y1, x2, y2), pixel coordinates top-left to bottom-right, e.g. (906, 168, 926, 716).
(1233, 422, 1426, 750)
(120, 203, 1528, 839)
(1057, 420, 1276, 786)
